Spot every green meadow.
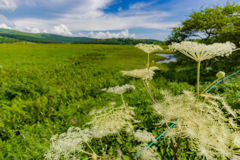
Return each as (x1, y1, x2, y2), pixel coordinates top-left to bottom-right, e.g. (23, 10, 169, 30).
(0, 44, 239, 159)
(0, 44, 168, 69)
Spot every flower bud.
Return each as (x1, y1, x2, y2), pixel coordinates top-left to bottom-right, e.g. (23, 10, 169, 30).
(216, 71, 225, 79)
(92, 152, 97, 160)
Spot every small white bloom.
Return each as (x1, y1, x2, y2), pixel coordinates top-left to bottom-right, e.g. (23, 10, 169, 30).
(102, 84, 135, 95)
(134, 130, 157, 143)
(135, 143, 161, 160)
(135, 43, 163, 53)
(44, 127, 92, 160)
(121, 66, 159, 80)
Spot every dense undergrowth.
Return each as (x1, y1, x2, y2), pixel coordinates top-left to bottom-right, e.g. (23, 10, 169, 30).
(0, 44, 239, 159)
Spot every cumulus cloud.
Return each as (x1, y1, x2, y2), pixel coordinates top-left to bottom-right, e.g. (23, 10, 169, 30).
(43, 29, 48, 33)
(25, 26, 40, 33)
(129, 1, 155, 9)
(12, 0, 177, 32)
(25, 0, 36, 7)
(77, 29, 136, 39)
(118, 7, 122, 11)
(0, 0, 18, 12)
(78, 32, 84, 37)
(89, 29, 136, 39)
(0, 23, 12, 29)
(51, 24, 72, 36)
(0, 14, 15, 27)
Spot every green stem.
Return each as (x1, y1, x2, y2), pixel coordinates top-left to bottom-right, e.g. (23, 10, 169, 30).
(131, 131, 139, 160)
(85, 141, 95, 153)
(121, 94, 126, 107)
(149, 79, 157, 100)
(148, 53, 150, 68)
(175, 137, 183, 153)
(142, 79, 157, 104)
(117, 132, 134, 160)
(200, 78, 220, 96)
(197, 61, 201, 98)
(164, 123, 179, 160)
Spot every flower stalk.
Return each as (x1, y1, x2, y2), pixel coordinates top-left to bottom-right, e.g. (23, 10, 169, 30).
(197, 61, 200, 98)
(117, 132, 134, 159)
(142, 79, 157, 104)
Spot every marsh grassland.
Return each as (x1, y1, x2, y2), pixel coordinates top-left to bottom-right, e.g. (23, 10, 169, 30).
(0, 44, 239, 159)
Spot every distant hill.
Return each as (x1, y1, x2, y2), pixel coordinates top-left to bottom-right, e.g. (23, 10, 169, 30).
(0, 28, 97, 44)
(73, 38, 163, 45)
(0, 28, 163, 45)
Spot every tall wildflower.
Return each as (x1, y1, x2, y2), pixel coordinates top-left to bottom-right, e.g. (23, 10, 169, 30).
(86, 104, 141, 138)
(135, 143, 161, 160)
(151, 89, 240, 159)
(101, 84, 135, 95)
(168, 41, 236, 97)
(168, 41, 236, 62)
(135, 43, 163, 68)
(44, 127, 92, 160)
(121, 66, 159, 80)
(134, 129, 157, 143)
(135, 43, 163, 54)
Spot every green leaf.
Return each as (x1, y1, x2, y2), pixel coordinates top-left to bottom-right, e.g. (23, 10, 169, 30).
(152, 130, 157, 137)
(122, 155, 131, 160)
(117, 137, 123, 144)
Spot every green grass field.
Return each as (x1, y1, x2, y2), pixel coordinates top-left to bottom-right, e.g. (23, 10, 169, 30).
(0, 44, 172, 70)
(0, 44, 239, 159)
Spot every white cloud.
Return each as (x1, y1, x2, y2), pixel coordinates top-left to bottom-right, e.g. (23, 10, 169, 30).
(0, 0, 18, 12)
(43, 29, 48, 33)
(25, 26, 40, 33)
(12, 0, 178, 32)
(118, 7, 122, 11)
(77, 29, 136, 39)
(0, 23, 12, 29)
(31, 27, 40, 33)
(129, 1, 155, 9)
(51, 24, 72, 36)
(78, 32, 84, 37)
(25, 0, 36, 7)
(0, 14, 15, 27)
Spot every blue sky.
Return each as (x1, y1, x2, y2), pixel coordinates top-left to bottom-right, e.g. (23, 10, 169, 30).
(0, 0, 238, 41)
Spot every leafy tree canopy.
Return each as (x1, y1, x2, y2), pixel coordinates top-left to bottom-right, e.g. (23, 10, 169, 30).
(166, 1, 240, 46)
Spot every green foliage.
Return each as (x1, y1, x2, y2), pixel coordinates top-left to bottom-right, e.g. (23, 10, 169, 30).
(0, 33, 60, 44)
(0, 43, 239, 159)
(166, 1, 240, 47)
(73, 38, 164, 45)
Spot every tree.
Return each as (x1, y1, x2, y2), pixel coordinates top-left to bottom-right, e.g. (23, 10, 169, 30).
(166, 1, 240, 47)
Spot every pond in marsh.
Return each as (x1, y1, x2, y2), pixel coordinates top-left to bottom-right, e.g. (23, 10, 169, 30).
(155, 53, 177, 63)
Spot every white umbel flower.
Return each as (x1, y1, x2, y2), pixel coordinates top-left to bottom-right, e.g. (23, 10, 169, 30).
(121, 66, 159, 80)
(101, 84, 135, 95)
(135, 143, 161, 160)
(44, 127, 92, 160)
(86, 105, 141, 138)
(151, 89, 240, 159)
(134, 130, 157, 143)
(135, 43, 163, 53)
(168, 41, 236, 62)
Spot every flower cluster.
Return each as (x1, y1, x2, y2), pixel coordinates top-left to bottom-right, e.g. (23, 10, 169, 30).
(44, 127, 92, 160)
(134, 129, 157, 143)
(168, 41, 236, 62)
(151, 89, 240, 159)
(101, 84, 135, 95)
(121, 66, 159, 80)
(135, 143, 161, 160)
(135, 43, 163, 54)
(86, 104, 141, 138)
